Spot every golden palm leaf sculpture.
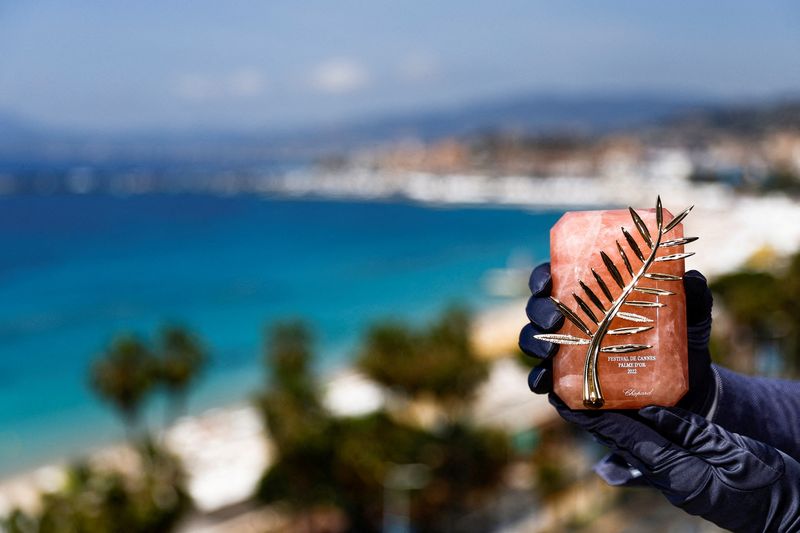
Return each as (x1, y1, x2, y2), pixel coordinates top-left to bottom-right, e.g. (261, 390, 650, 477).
(534, 196, 697, 408)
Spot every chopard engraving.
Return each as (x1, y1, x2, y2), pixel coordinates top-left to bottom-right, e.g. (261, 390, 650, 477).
(624, 388, 654, 398)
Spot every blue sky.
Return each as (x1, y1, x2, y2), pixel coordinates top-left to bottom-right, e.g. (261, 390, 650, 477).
(1, 0, 799, 132)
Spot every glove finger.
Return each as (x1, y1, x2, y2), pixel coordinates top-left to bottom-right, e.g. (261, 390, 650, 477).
(684, 270, 712, 327)
(639, 406, 784, 489)
(678, 272, 713, 412)
(528, 262, 552, 297)
(593, 452, 648, 487)
(519, 323, 558, 360)
(528, 359, 552, 394)
(639, 406, 717, 450)
(526, 295, 564, 331)
(549, 394, 674, 466)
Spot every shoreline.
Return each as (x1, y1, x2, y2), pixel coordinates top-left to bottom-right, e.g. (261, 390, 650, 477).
(272, 169, 800, 275)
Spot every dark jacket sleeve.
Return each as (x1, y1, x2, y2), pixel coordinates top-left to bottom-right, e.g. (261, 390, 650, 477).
(711, 364, 800, 461)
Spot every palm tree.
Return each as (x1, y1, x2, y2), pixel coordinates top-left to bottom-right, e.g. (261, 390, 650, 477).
(256, 321, 337, 530)
(258, 321, 322, 448)
(90, 334, 156, 440)
(266, 321, 314, 398)
(157, 325, 207, 426)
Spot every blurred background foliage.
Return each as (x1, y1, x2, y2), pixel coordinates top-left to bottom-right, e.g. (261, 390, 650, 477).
(711, 249, 800, 377)
(358, 306, 488, 413)
(257, 312, 510, 532)
(3, 442, 190, 533)
(11, 260, 796, 532)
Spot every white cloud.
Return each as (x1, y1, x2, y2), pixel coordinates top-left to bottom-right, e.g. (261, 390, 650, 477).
(228, 67, 268, 97)
(309, 58, 369, 94)
(397, 53, 439, 83)
(174, 74, 221, 102)
(173, 67, 268, 102)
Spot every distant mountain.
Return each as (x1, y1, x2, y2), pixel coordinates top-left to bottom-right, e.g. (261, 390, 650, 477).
(0, 111, 45, 144)
(2, 92, 796, 165)
(660, 98, 800, 136)
(213, 92, 715, 157)
(318, 93, 710, 144)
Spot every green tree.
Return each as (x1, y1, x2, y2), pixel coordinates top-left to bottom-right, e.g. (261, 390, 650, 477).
(711, 251, 800, 377)
(90, 335, 156, 439)
(257, 321, 324, 446)
(156, 325, 207, 426)
(358, 306, 488, 412)
(266, 321, 315, 395)
(256, 321, 336, 515)
(3, 441, 190, 533)
(258, 407, 510, 532)
(414, 422, 510, 532)
(256, 313, 510, 531)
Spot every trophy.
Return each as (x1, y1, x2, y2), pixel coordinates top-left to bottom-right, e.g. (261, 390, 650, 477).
(535, 197, 697, 409)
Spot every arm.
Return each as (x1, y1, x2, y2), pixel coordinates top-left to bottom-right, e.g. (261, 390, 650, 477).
(673, 268, 800, 459)
(552, 398, 800, 533)
(712, 365, 800, 461)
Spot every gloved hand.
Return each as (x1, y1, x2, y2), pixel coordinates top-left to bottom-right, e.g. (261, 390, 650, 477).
(519, 262, 716, 415)
(552, 396, 800, 533)
(520, 261, 718, 485)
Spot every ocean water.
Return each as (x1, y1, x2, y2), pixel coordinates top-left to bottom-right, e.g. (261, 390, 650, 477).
(0, 193, 561, 475)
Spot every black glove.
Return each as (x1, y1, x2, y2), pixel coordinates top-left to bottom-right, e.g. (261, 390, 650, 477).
(552, 396, 800, 533)
(519, 262, 716, 415)
(520, 261, 718, 486)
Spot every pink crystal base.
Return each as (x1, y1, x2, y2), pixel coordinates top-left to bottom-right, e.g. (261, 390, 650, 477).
(550, 208, 689, 410)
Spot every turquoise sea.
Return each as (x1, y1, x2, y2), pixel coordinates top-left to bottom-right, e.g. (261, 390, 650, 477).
(0, 193, 561, 475)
